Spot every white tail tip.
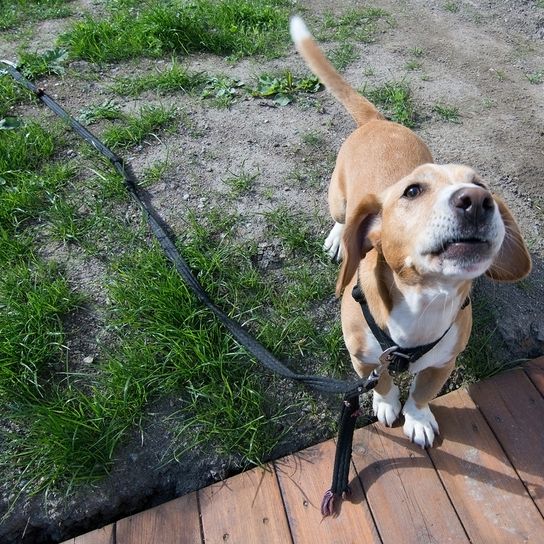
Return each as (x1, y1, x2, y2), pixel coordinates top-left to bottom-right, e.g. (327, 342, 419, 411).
(289, 15, 312, 44)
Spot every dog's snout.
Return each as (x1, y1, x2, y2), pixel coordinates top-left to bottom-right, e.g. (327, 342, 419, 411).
(450, 187, 494, 222)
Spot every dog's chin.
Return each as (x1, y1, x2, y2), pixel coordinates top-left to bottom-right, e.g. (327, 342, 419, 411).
(420, 240, 496, 280)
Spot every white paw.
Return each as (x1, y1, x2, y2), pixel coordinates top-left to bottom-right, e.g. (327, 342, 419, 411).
(323, 222, 344, 261)
(373, 385, 401, 427)
(402, 398, 439, 448)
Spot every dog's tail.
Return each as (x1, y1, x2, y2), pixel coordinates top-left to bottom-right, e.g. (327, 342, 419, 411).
(290, 16, 383, 126)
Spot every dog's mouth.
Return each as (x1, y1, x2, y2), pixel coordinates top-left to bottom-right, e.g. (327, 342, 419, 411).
(428, 236, 491, 259)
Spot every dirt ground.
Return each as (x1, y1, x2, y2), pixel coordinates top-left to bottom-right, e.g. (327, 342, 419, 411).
(1, 0, 543, 542)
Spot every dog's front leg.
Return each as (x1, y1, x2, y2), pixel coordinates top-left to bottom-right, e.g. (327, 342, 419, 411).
(403, 359, 456, 448)
(351, 358, 401, 427)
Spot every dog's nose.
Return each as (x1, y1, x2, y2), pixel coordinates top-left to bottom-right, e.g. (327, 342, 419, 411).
(450, 186, 494, 223)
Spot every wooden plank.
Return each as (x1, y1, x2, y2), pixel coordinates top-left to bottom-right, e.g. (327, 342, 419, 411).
(524, 357, 544, 395)
(116, 492, 201, 544)
(275, 438, 381, 544)
(68, 525, 114, 544)
(469, 368, 544, 516)
(199, 465, 292, 544)
(428, 388, 544, 543)
(352, 423, 468, 544)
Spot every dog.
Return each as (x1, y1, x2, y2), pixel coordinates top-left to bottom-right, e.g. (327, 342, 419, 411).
(290, 16, 531, 448)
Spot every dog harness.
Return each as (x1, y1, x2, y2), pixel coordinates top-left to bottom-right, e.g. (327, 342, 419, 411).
(352, 282, 470, 373)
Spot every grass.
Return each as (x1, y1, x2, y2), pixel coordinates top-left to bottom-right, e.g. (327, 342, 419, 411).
(223, 168, 258, 196)
(362, 81, 416, 127)
(433, 103, 461, 123)
(111, 62, 207, 96)
(19, 48, 68, 80)
(328, 43, 358, 71)
(78, 100, 125, 125)
(0, 0, 72, 30)
(526, 70, 544, 84)
(101, 105, 177, 149)
(320, 7, 393, 42)
(444, 1, 460, 13)
(60, 0, 289, 62)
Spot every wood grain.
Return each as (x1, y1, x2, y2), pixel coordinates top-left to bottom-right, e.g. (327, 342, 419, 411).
(199, 465, 292, 544)
(428, 388, 544, 543)
(524, 357, 544, 396)
(71, 525, 115, 544)
(352, 423, 469, 544)
(275, 438, 380, 544)
(116, 492, 201, 544)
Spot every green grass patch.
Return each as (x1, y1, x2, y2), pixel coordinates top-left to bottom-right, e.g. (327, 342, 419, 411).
(328, 43, 358, 71)
(60, 0, 289, 63)
(18, 48, 68, 80)
(433, 103, 461, 123)
(101, 105, 177, 149)
(320, 7, 393, 42)
(0, 0, 73, 30)
(111, 63, 207, 96)
(0, 74, 33, 118)
(526, 70, 544, 84)
(361, 81, 416, 127)
(78, 100, 125, 125)
(223, 168, 258, 197)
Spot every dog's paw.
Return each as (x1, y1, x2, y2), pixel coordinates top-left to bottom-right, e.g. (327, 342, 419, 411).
(323, 222, 344, 261)
(372, 385, 401, 427)
(402, 398, 439, 448)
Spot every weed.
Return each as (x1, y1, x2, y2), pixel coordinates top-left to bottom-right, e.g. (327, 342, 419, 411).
(433, 103, 461, 123)
(0, 75, 33, 118)
(143, 160, 170, 187)
(102, 105, 177, 149)
(19, 49, 68, 80)
(60, 0, 289, 63)
(302, 130, 325, 148)
(0, 0, 72, 30)
(362, 81, 416, 127)
(526, 70, 544, 84)
(444, 2, 460, 13)
(111, 63, 206, 96)
(78, 100, 125, 125)
(328, 43, 358, 71)
(410, 46, 424, 57)
(201, 76, 244, 108)
(321, 7, 392, 42)
(251, 71, 321, 106)
(223, 169, 258, 197)
(405, 60, 422, 71)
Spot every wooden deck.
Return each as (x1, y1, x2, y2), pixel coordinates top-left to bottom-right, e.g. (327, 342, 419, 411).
(64, 357, 544, 544)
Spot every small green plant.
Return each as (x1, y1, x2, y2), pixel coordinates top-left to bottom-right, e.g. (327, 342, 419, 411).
(433, 103, 461, 123)
(410, 46, 424, 58)
(526, 70, 544, 84)
(111, 63, 206, 96)
(405, 60, 422, 71)
(102, 105, 177, 149)
(142, 160, 170, 187)
(19, 49, 69, 80)
(251, 71, 321, 106)
(0, 0, 72, 30)
(78, 100, 125, 125)
(321, 7, 392, 42)
(201, 76, 244, 108)
(0, 75, 33, 118)
(223, 168, 258, 197)
(444, 1, 460, 13)
(328, 43, 358, 71)
(302, 130, 325, 148)
(362, 81, 416, 127)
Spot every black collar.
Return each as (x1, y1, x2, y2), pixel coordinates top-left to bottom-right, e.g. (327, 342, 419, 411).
(352, 282, 470, 374)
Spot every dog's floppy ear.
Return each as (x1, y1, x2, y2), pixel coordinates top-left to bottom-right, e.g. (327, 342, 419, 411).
(336, 195, 381, 296)
(486, 196, 531, 282)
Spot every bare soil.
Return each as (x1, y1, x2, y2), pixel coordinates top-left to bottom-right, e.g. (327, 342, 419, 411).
(1, 0, 543, 542)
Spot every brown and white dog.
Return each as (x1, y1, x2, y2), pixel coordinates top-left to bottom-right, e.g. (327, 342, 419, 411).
(290, 17, 532, 448)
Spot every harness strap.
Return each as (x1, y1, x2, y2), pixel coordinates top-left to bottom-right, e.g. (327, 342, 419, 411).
(352, 283, 470, 373)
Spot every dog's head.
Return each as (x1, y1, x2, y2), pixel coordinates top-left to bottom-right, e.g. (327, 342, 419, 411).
(337, 164, 531, 295)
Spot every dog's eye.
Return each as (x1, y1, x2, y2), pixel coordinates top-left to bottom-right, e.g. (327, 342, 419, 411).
(403, 184, 423, 199)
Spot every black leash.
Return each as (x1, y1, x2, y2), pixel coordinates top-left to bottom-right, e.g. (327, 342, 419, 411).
(1, 60, 383, 514)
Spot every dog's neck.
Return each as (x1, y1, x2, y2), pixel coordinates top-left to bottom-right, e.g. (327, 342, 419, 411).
(358, 251, 471, 348)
